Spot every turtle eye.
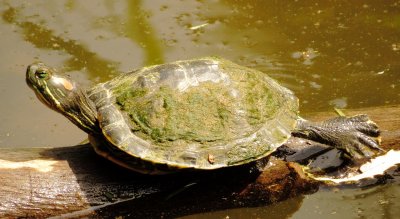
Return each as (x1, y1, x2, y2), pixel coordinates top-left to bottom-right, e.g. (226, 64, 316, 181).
(35, 69, 49, 79)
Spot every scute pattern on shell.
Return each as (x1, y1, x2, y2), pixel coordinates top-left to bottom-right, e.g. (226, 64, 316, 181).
(87, 57, 299, 172)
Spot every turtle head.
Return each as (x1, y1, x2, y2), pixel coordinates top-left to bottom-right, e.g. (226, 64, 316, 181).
(26, 62, 75, 111)
(26, 62, 100, 134)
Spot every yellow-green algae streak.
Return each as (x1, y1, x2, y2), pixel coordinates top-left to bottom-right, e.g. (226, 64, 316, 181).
(114, 59, 283, 149)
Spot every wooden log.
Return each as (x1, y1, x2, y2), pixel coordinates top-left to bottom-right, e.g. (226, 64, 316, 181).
(0, 105, 399, 218)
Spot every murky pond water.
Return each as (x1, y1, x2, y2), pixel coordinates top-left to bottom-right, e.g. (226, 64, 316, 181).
(0, 0, 399, 218)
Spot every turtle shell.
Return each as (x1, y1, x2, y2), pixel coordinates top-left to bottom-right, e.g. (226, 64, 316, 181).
(87, 57, 299, 173)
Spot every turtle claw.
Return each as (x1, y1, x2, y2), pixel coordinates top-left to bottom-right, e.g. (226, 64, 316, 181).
(294, 114, 383, 160)
(350, 115, 380, 137)
(346, 138, 376, 159)
(348, 115, 383, 157)
(332, 115, 383, 159)
(356, 132, 382, 151)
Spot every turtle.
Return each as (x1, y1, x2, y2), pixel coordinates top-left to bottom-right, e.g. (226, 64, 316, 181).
(26, 57, 382, 174)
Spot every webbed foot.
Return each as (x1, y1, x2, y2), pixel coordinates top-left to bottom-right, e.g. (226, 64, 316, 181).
(293, 114, 383, 159)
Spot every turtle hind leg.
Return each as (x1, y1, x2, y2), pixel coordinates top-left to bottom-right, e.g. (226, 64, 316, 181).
(293, 114, 383, 159)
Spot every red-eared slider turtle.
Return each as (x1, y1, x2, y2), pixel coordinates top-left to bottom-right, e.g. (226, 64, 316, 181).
(26, 57, 382, 174)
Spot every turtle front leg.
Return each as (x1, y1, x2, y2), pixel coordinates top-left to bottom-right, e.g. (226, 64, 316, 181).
(293, 115, 383, 159)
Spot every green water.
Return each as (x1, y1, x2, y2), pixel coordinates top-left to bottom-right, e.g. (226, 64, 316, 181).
(0, 0, 399, 218)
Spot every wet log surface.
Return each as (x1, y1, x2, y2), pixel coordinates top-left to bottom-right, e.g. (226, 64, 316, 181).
(0, 105, 399, 218)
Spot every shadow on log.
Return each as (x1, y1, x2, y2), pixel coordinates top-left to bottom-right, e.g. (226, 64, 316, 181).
(0, 105, 399, 218)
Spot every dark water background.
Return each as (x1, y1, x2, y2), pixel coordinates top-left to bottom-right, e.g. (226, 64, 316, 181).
(0, 0, 399, 218)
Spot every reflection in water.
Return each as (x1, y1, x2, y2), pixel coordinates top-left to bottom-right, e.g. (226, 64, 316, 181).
(291, 184, 400, 219)
(180, 195, 305, 219)
(1, 7, 119, 79)
(198, 0, 400, 111)
(1, 2, 165, 79)
(2, 0, 399, 111)
(125, 0, 164, 65)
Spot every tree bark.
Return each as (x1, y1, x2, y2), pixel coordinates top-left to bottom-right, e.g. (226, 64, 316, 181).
(1, 105, 399, 218)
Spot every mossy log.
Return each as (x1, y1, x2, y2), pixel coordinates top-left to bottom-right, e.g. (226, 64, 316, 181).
(0, 105, 399, 218)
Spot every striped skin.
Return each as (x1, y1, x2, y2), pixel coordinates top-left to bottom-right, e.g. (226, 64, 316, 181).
(26, 63, 99, 134)
(87, 57, 299, 174)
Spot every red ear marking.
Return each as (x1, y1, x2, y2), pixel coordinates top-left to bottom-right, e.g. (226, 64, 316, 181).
(60, 78, 74, 90)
